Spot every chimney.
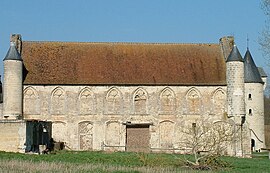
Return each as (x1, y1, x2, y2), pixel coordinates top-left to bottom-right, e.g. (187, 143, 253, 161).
(10, 34, 22, 54)
(219, 36, 234, 61)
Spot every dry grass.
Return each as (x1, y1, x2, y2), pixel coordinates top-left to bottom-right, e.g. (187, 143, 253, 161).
(0, 159, 198, 173)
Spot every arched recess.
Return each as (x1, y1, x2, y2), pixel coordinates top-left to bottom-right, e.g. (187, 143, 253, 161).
(185, 87, 202, 115)
(212, 88, 226, 115)
(159, 87, 175, 114)
(78, 87, 95, 115)
(23, 86, 40, 115)
(78, 121, 93, 150)
(51, 87, 65, 115)
(105, 121, 120, 151)
(105, 87, 123, 114)
(159, 120, 175, 148)
(52, 121, 66, 143)
(133, 88, 148, 114)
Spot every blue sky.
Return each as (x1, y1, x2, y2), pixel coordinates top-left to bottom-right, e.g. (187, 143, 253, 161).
(0, 0, 267, 78)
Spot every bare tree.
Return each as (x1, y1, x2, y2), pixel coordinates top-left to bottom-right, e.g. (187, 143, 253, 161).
(179, 119, 237, 167)
(260, 0, 270, 59)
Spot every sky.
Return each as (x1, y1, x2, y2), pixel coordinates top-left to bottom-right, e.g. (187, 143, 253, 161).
(0, 0, 268, 78)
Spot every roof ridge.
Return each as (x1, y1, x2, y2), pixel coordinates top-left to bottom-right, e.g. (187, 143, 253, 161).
(23, 40, 218, 45)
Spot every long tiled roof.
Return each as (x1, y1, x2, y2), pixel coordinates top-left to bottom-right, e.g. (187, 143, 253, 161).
(21, 41, 226, 85)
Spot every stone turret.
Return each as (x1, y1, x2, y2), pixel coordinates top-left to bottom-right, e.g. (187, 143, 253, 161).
(226, 45, 245, 123)
(3, 34, 23, 119)
(244, 49, 265, 151)
(226, 45, 247, 157)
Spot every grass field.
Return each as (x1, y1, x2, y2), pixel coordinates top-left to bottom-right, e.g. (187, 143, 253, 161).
(0, 151, 269, 173)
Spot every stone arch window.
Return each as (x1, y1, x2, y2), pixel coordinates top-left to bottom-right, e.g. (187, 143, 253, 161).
(79, 88, 95, 115)
(51, 87, 65, 115)
(105, 87, 122, 114)
(159, 120, 174, 148)
(186, 88, 201, 115)
(105, 121, 120, 151)
(133, 88, 148, 114)
(212, 88, 226, 115)
(23, 87, 40, 115)
(79, 121, 93, 150)
(159, 87, 175, 114)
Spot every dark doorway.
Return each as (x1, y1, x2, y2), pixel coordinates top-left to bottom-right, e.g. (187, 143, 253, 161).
(25, 120, 52, 153)
(126, 124, 150, 152)
(251, 139, 255, 152)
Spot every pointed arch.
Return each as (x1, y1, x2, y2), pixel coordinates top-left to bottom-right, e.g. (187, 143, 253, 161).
(133, 87, 148, 114)
(105, 87, 123, 114)
(78, 87, 95, 115)
(159, 120, 175, 148)
(186, 87, 201, 115)
(212, 88, 226, 115)
(51, 87, 65, 115)
(23, 86, 40, 115)
(78, 121, 93, 150)
(159, 87, 175, 114)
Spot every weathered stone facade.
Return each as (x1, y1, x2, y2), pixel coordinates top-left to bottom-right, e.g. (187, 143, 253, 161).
(19, 85, 227, 151)
(0, 120, 26, 152)
(0, 35, 267, 157)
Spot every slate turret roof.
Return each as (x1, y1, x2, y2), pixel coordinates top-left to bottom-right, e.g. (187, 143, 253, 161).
(3, 42, 22, 61)
(226, 45, 244, 62)
(244, 49, 263, 83)
(257, 67, 268, 78)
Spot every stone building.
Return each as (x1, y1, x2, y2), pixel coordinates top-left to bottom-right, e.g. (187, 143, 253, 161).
(0, 34, 267, 156)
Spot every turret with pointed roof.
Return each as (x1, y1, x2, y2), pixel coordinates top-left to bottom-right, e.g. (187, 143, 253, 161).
(243, 48, 266, 151)
(226, 44, 245, 124)
(2, 34, 23, 119)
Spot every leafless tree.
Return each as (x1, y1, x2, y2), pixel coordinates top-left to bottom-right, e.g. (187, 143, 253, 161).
(179, 119, 237, 167)
(260, 0, 270, 59)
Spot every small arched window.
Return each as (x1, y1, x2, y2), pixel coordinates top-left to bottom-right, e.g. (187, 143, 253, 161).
(249, 109, 252, 115)
(248, 94, 252, 100)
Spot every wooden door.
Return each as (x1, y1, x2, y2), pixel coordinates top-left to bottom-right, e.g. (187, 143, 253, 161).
(126, 125, 150, 152)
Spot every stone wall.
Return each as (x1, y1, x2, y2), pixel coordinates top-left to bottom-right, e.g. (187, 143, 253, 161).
(22, 85, 228, 152)
(0, 120, 26, 152)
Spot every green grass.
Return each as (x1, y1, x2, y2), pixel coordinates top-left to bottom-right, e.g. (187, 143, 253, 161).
(0, 151, 269, 172)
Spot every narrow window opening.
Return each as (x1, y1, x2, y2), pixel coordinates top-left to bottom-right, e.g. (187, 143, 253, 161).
(248, 94, 252, 100)
(249, 109, 252, 115)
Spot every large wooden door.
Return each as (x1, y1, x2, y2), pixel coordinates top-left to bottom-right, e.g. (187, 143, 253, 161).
(126, 125, 150, 152)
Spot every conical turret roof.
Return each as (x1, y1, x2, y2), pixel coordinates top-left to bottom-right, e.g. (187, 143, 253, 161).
(3, 42, 22, 61)
(226, 45, 244, 62)
(244, 49, 263, 83)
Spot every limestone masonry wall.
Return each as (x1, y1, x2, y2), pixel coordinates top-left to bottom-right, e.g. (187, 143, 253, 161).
(0, 120, 26, 152)
(21, 85, 227, 151)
